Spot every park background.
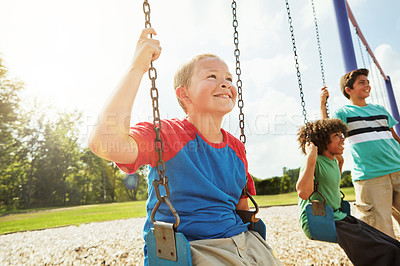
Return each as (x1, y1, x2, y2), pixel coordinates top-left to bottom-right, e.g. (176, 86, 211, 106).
(0, 0, 399, 210)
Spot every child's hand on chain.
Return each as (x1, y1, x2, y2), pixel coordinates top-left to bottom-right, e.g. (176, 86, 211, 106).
(131, 28, 161, 74)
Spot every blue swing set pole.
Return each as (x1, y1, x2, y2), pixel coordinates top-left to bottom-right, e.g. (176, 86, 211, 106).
(385, 76, 400, 134)
(332, 0, 357, 72)
(333, 0, 400, 134)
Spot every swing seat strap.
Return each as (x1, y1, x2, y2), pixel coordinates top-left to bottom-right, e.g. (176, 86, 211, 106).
(146, 222, 192, 265)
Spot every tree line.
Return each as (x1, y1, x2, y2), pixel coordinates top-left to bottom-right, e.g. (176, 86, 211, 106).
(0, 58, 148, 211)
(253, 167, 353, 195)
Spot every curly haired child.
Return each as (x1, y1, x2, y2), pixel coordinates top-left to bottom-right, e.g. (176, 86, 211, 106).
(296, 118, 400, 266)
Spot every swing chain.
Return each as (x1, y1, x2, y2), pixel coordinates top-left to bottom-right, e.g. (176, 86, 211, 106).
(308, 180, 327, 204)
(310, 0, 326, 87)
(355, 27, 367, 68)
(231, 0, 246, 145)
(285, 0, 308, 126)
(143, 0, 180, 230)
(143, 0, 166, 185)
(310, 0, 329, 117)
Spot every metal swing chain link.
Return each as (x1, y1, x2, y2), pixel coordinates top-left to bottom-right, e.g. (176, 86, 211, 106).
(143, 0, 166, 187)
(143, 0, 181, 230)
(310, 0, 329, 117)
(285, 0, 308, 126)
(310, 0, 326, 87)
(355, 28, 367, 68)
(231, 0, 246, 145)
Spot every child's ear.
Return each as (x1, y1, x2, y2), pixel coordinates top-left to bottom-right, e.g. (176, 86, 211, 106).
(344, 86, 352, 95)
(176, 86, 190, 103)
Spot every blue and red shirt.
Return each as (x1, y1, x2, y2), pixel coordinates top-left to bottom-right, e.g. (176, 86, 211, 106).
(117, 118, 255, 253)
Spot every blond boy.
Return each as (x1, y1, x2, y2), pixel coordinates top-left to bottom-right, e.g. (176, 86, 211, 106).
(89, 28, 280, 265)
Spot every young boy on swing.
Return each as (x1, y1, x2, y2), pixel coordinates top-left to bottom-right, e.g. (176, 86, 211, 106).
(320, 69, 400, 238)
(296, 118, 400, 265)
(89, 28, 281, 265)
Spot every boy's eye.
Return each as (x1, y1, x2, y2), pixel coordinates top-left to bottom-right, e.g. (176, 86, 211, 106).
(227, 77, 233, 82)
(208, 74, 216, 79)
(334, 133, 345, 139)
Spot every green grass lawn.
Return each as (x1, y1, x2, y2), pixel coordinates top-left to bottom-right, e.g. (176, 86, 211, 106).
(0, 186, 355, 235)
(0, 201, 146, 235)
(253, 186, 355, 207)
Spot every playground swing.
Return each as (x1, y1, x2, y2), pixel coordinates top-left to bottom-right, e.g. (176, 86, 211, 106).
(285, 0, 350, 243)
(305, 182, 351, 243)
(142, 1, 265, 265)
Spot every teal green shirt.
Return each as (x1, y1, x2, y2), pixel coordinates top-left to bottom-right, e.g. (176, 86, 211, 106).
(334, 104, 400, 181)
(298, 155, 347, 239)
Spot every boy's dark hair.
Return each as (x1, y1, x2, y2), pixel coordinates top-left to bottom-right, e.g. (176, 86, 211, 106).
(297, 118, 348, 155)
(340, 68, 369, 99)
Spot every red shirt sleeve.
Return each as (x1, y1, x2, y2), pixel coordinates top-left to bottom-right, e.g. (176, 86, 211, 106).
(116, 119, 196, 174)
(245, 173, 256, 196)
(115, 122, 157, 174)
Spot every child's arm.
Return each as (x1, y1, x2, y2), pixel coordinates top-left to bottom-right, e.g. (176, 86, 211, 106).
(390, 128, 400, 145)
(88, 28, 161, 164)
(320, 87, 329, 119)
(236, 198, 250, 211)
(335, 154, 344, 173)
(296, 143, 318, 200)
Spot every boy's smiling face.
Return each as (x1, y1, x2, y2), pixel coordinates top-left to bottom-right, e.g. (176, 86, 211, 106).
(184, 57, 237, 116)
(346, 74, 371, 100)
(324, 132, 345, 158)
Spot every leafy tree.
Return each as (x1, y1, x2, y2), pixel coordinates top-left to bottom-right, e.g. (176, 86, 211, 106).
(80, 149, 137, 204)
(14, 101, 48, 208)
(80, 148, 108, 204)
(12, 105, 84, 208)
(280, 174, 292, 193)
(0, 58, 24, 209)
(283, 167, 300, 191)
(0, 58, 23, 143)
(254, 176, 281, 195)
(340, 170, 353, 188)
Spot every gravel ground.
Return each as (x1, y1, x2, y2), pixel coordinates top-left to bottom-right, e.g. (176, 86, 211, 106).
(1, 204, 399, 265)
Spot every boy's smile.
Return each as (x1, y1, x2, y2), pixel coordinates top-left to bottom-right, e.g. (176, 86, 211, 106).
(214, 94, 231, 99)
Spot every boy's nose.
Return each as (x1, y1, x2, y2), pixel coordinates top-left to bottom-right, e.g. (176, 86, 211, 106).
(220, 83, 231, 89)
(220, 81, 236, 94)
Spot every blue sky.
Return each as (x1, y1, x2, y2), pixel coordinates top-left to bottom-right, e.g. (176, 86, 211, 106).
(0, 0, 399, 178)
